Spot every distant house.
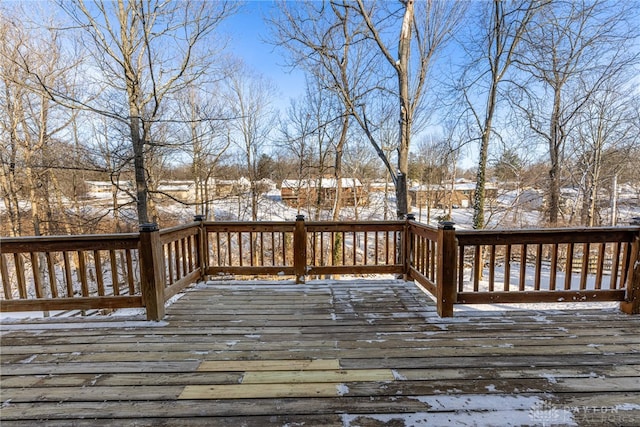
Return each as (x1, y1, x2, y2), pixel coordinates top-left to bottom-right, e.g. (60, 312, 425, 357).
(368, 181, 393, 192)
(213, 179, 237, 197)
(211, 177, 276, 197)
(157, 181, 195, 202)
(84, 180, 134, 199)
(409, 180, 498, 209)
(85, 181, 114, 197)
(281, 177, 367, 208)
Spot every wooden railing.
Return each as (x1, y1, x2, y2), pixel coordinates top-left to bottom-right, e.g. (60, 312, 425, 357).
(0, 233, 142, 313)
(203, 220, 296, 278)
(405, 219, 640, 317)
(160, 222, 202, 301)
(454, 227, 637, 302)
(2, 216, 639, 319)
(201, 216, 406, 281)
(304, 220, 405, 277)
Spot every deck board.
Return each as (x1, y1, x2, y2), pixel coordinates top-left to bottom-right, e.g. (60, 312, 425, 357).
(2, 279, 639, 426)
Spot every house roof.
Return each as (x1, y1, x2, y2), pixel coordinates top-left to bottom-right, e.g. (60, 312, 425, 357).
(281, 178, 362, 189)
(409, 182, 498, 192)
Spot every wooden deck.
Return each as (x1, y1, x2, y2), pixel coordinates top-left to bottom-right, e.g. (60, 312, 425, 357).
(1, 280, 639, 426)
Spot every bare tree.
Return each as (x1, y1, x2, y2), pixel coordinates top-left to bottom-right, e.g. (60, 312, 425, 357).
(224, 64, 277, 221)
(513, 0, 639, 225)
(0, 8, 80, 235)
(573, 78, 639, 226)
(272, 0, 375, 220)
(455, 0, 542, 229)
(273, 0, 464, 218)
(176, 86, 230, 219)
(353, 0, 466, 217)
(277, 78, 347, 219)
(49, 0, 238, 225)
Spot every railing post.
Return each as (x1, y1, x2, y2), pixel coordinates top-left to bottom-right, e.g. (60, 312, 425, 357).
(621, 233, 640, 315)
(294, 215, 307, 284)
(194, 215, 207, 282)
(437, 221, 457, 317)
(139, 223, 165, 321)
(404, 214, 415, 281)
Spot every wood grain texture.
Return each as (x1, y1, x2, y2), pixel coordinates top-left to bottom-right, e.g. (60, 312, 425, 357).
(2, 279, 639, 426)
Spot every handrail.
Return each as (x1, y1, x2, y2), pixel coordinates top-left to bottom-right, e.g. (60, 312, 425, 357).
(2, 218, 639, 319)
(0, 234, 139, 252)
(456, 226, 638, 245)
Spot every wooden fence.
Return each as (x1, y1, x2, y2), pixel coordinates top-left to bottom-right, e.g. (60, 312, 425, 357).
(405, 218, 640, 317)
(2, 216, 639, 319)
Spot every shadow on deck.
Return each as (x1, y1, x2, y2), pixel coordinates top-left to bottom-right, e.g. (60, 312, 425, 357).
(1, 279, 639, 426)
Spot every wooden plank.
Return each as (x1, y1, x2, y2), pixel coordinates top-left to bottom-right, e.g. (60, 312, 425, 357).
(0, 254, 13, 300)
(0, 296, 143, 312)
(2, 361, 202, 376)
(0, 234, 139, 253)
(473, 245, 481, 292)
(305, 221, 404, 233)
(179, 383, 342, 399)
(45, 252, 58, 299)
(125, 249, 135, 295)
(489, 245, 496, 292)
(534, 244, 542, 291)
(457, 290, 626, 304)
(2, 385, 184, 402)
(504, 245, 511, 291)
(611, 241, 621, 289)
(77, 251, 89, 297)
(457, 246, 464, 291)
(308, 265, 403, 275)
(242, 369, 394, 384)
(110, 250, 120, 296)
(206, 266, 295, 276)
(159, 225, 198, 245)
(595, 242, 605, 289)
(1, 253, 12, 299)
(94, 250, 105, 296)
(205, 222, 295, 234)
(181, 238, 188, 277)
(580, 242, 589, 290)
(197, 359, 340, 372)
(410, 267, 437, 296)
(164, 269, 201, 301)
(519, 244, 526, 291)
(14, 253, 27, 299)
(455, 227, 638, 246)
(166, 243, 174, 284)
(1, 279, 639, 425)
(565, 242, 574, 290)
(30, 252, 44, 298)
(550, 243, 558, 290)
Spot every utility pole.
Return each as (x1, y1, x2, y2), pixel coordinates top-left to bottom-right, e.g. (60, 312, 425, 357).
(611, 174, 618, 226)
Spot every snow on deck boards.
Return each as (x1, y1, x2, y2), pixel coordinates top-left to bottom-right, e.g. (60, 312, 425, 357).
(1, 280, 639, 426)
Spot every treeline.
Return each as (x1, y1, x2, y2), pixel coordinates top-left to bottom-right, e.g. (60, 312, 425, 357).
(1, 1, 638, 237)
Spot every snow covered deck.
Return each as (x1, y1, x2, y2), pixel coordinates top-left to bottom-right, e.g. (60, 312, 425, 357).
(2, 279, 639, 426)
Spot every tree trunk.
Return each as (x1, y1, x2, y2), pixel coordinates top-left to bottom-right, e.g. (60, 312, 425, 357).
(331, 114, 348, 221)
(547, 86, 563, 226)
(395, 0, 414, 219)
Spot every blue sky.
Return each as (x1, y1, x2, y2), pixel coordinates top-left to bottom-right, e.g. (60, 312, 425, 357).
(220, 1, 307, 107)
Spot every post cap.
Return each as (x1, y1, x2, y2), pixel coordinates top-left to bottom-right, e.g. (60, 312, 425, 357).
(406, 214, 416, 221)
(139, 223, 159, 232)
(296, 214, 305, 221)
(194, 214, 206, 222)
(438, 221, 455, 230)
